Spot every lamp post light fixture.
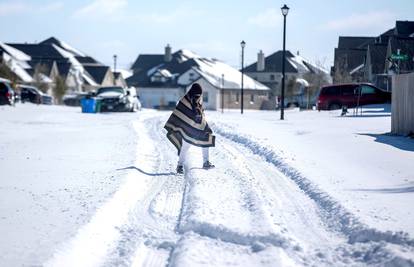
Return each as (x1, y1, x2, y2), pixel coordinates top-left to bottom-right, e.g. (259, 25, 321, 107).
(113, 54, 117, 72)
(240, 40, 246, 114)
(280, 4, 289, 120)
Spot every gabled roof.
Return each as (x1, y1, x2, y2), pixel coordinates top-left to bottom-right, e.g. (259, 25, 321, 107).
(56, 62, 71, 77)
(6, 43, 64, 60)
(127, 49, 270, 90)
(40, 37, 85, 57)
(375, 28, 394, 44)
(131, 54, 165, 71)
(75, 56, 102, 65)
(334, 48, 367, 73)
(338, 36, 375, 49)
(127, 56, 198, 87)
(28, 60, 56, 76)
(40, 37, 62, 46)
(84, 65, 110, 84)
(395, 21, 414, 37)
(367, 44, 387, 74)
(243, 50, 298, 73)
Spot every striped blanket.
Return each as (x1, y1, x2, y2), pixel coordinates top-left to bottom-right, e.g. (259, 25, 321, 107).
(164, 95, 215, 154)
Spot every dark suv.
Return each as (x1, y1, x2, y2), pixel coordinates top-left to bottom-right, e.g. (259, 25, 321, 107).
(19, 85, 53, 105)
(317, 83, 391, 110)
(0, 79, 15, 105)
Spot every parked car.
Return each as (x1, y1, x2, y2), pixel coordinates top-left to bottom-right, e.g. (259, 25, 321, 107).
(0, 78, 15, 105)
(96, 86, 141, 112)
(63, 92, 91, 106)
(317, 83, 391, 110)
(19, 85, 53, 105)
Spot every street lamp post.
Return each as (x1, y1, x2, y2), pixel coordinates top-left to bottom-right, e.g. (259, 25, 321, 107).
(240, 40, 246, 114)
(221, 74, 225, 113)
(113, 54, 117, 72)
(113, 54, 117, 86)
(280, 4, 289, 120)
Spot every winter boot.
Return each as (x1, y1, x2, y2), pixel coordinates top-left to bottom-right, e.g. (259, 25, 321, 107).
(176, 165, 184, 174)
(203, 161, 215, 169)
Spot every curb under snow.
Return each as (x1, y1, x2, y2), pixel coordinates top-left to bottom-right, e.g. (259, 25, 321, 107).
(211, 122, 414, 248)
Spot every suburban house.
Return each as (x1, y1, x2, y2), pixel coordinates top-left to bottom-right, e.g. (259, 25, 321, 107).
(0, 37, 118, 94)
(243, 50, 331, 107)
(127, 45, 270, 110)
(113, 72, 127, 88)
(332, 36, 375, 83)
(332, 20, 414, 90)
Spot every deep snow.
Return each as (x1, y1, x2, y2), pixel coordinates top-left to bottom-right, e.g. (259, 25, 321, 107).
(1, 103, 413, 266)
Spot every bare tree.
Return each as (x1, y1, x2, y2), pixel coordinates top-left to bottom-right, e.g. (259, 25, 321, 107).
(0, 60, 19, 87)
(285, 76, 297, 98)
(53, 75, 67, 104)
(333, 56, 353, 84)
(33, 64, 50, 93)
(302, 58, 332, 109)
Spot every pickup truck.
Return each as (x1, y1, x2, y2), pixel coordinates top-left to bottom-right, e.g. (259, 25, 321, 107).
(96, 86, 141, 112)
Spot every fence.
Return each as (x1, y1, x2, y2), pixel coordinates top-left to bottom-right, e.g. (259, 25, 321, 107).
(391, 73, 414, 135)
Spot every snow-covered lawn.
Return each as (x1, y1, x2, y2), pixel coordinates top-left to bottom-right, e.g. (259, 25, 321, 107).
(0, 103, 413, 266)
(209, 105, 414, 236)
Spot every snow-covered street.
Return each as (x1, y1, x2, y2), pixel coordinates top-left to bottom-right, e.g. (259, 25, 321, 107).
(1, 104, 413, 266)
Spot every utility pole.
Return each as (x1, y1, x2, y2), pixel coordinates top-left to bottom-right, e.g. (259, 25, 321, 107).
(240, 40, 246, 114)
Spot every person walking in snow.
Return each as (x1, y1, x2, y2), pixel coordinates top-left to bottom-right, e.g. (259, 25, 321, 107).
(164, 83, 215, 174)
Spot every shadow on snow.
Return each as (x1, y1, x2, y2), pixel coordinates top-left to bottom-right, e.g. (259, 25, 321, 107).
(117, 166, 175, 176)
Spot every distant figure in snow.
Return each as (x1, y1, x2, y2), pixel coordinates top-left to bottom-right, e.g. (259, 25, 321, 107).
(164, 83, 215, 174)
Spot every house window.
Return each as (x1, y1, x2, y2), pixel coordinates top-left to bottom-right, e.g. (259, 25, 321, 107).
(236, 92, 239, 103)
(270, 74, 275, 80)
(250, 94, 254, 103)
(203, 92, 209, 103)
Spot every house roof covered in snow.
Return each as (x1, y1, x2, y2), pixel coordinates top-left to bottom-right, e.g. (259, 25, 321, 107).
(0, 42, 31, 61)
(131, 54, 165, 72)
(127, 49, 269, 91)
(2, 37, 111, 86)
(244, 50, 328, 75)
(40, 37, 85, 57)
(75, 56, 102, 66)
(56, 62, 72, 78)
(84, 65, 111, 84)
(6, 43, 64, 60)
(28, 60, 56, 76)
(244, 50, 297, 73)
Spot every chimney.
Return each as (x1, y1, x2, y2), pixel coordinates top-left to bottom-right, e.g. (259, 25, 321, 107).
(165, 44, 172, 62)
(297, 50, 300, 56)
(257, 50, 265, 71)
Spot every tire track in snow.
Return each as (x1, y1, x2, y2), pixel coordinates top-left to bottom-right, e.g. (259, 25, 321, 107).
(106, 115, 186, 267)
(44, 113, 163, 267)
(44, 113, 184, 267)
(212, 122, 414, 265)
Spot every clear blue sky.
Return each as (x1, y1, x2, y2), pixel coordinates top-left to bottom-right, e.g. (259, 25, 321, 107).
(1, 0, 413, 70)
